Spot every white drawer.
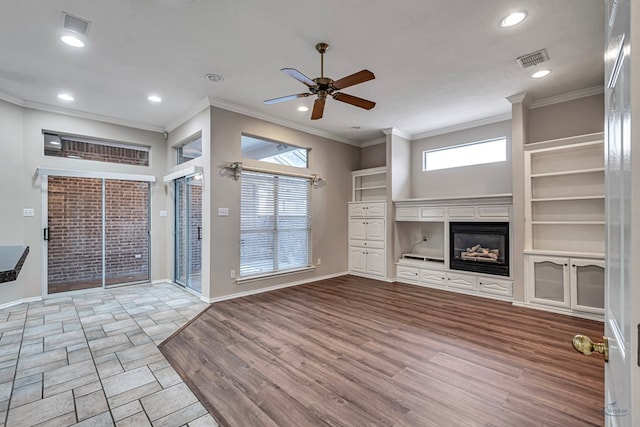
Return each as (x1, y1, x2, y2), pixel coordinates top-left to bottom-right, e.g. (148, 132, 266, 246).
(446, 272, 477, 291)
(349, 240, 385, 249)
(478, 277, 513, 297)
(478, 206, 510, 218)
(420, 207, 445, 219)
(447, 207, 476, 218)
(396, 207, 419, 221)
(396, 265, 420, 281)
(420, 269, 446, 286)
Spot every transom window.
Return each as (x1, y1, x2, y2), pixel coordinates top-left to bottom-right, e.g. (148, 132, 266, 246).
(423, 137, 507, 172)
(43, 132, 149, 166)
(240, 171, 311, 278)
(177, 134, 202, 164)
(241, 134, 309, 168)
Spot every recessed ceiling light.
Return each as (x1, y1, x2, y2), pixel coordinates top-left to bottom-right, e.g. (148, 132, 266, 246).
(60, 35, 85, 48)
(57, 93, 74, 101)
(205, 73, 224, 83)
(532, 69, 551, 78)
(500, 11, 527, 28)
(147, 95, 162, 103)
(297, 106, 309, 112)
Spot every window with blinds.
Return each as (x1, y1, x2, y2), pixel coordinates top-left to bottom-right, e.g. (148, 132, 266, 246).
(240, 171, 312, 277)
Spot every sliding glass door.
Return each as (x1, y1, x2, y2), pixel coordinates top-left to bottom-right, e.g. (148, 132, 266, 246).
(46, 176, 150, 294)
(175, 175, 202, 292)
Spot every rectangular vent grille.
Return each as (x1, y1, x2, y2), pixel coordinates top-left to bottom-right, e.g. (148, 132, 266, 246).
(516, 49, 549, 69)
(63, 12, 90, 35)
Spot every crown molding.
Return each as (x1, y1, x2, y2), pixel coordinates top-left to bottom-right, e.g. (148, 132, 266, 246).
(206, 97, 360, 147)
(360, 136, 386, 147)
(506, 91, 530, 107)
(412, 113, 512, 141)
(164, 97, 211, 133)
(381, 127, 412, 140)
(529, 85, 604, 109)
(0, 90, 25, 106)
(22, 100, 165, 133)
(1, 91, 165, 133)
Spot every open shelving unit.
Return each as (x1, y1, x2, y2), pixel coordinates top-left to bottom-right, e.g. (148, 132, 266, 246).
(523, 133, 605, 319)
(352, 166, 387, 202)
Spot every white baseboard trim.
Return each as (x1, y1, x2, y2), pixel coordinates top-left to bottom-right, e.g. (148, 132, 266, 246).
(0, 296, 43, 310)
(511, 301, 604, 321)
(202, 271, 349, 304)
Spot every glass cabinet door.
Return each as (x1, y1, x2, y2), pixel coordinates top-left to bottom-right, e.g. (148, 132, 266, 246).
(571, 259, 605, 314)
(527, 256, 570, 308)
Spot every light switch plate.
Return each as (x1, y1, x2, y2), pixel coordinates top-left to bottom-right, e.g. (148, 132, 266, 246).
(23, 208, 35, 217)
(159, 210, 168, 217)
(218, 208, 229, 216)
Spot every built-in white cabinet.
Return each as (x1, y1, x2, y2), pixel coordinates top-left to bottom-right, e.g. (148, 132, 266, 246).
(395, 264, 513, 300)
(349, 201, 386, 278)
(525, 137, 605, 256)
(525, 254, 604, 316)
(352, 167, 387, 202)
(524, 134, 605, 319)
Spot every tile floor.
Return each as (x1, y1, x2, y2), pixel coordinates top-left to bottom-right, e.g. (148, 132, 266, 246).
(0, 283, 219, 427)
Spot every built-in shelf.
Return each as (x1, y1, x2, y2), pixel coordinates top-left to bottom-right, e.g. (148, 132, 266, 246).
(401, 253, 445, 262)
(524, 249, 605, 258)
(352, 167, 387, 202)
(524, 134, 605, 319)
(531, 221, 605, 225)
(530, 167, 604, 178)
(531, 195, 605, 202)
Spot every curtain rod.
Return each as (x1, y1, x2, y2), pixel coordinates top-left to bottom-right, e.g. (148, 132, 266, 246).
(224, 162, 325, 187)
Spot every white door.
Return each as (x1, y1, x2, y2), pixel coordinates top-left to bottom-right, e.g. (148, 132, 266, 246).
(349, 220, 366, 240)
(602, 0, 637, 423)
(349, 247, 366, 273)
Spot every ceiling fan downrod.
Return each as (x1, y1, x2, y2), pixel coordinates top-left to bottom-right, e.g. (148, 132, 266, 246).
(316, 43, 329, 78)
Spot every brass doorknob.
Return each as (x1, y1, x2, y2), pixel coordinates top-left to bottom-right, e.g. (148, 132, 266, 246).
(572, 334, 609, 362)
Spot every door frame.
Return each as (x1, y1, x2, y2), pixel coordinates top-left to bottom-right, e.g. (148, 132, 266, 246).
(37, 168, 156, 296)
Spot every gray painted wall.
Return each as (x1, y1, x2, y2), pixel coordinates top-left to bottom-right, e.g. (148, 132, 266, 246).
(360, 143, 386, 169)
(410, 120, 512, 199)
(0, 102, 169, 306)
(0, 100, 26, 305)
(528, 94, 604, 143)
(207, 107, 360, 299)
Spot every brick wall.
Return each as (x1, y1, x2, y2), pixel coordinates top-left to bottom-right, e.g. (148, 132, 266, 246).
(47, 177, 150, 286)
(105, 180, 150, 282)
(45, 139, 149, 166)
(47, 177, 103, 285)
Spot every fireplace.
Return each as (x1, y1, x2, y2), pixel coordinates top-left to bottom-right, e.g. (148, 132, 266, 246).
(449, 222, 509, 276)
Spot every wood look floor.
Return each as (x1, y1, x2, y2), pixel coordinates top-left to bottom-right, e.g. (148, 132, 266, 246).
(160, 276, 605, 427)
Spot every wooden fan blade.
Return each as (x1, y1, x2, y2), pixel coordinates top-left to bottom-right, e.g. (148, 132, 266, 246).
(332, 92, 376, 110)
(281, 68, 316, 87)
(311, 98, 325, 120)
(264, 93, 310, 104)
(332, 70, 375, 90)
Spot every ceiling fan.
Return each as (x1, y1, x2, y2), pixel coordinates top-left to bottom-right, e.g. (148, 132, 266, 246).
(264, 42, 376, 120)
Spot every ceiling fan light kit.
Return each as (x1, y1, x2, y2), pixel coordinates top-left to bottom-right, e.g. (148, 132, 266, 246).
(264, 42, 376, 120)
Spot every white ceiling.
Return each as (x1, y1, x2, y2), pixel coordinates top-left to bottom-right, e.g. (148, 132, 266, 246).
(0, 0, 604, 145)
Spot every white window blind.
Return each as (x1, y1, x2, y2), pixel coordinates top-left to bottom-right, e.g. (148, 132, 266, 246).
(240, 171, 311, 278)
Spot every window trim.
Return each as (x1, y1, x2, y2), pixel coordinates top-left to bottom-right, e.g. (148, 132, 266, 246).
(422, 137, 507, 172)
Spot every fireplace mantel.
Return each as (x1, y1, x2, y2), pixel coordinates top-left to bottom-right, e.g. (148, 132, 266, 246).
(394, 193, 512, 208)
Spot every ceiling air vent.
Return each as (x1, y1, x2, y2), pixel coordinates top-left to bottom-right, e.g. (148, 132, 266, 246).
(62, 12, 91, 35)
(516, 49, 549, 69)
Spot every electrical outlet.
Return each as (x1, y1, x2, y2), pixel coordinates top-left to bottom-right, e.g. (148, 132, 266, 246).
(230, 270, 236, 279)
(23, 208, 35, 217)
(317, 258, 321, 265)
